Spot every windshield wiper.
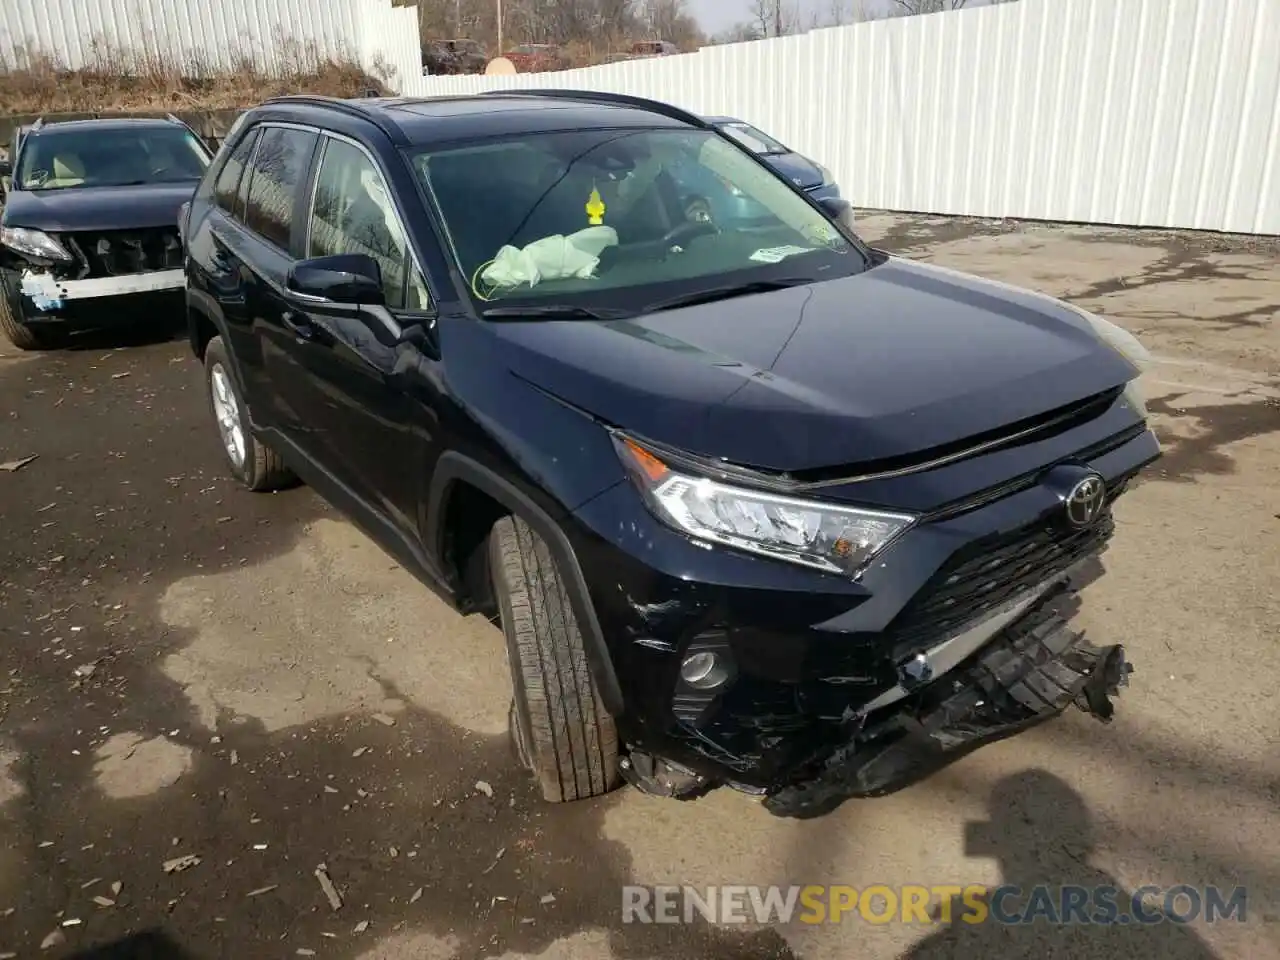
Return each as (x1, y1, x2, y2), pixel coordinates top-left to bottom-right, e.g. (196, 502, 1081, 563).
(480, 303, 633, 321)
(643, 278, 815, 314)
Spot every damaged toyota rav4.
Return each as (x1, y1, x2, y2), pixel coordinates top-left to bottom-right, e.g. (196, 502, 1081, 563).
(0, 116, 211, 350)
(184, 91, 1159, 818)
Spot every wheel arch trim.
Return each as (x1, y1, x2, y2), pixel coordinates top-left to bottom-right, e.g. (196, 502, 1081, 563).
(426, 451, 625, 718)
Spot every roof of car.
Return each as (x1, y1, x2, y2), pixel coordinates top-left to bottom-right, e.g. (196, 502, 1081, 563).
(24, 116, 185, 136)
(260, 92, 701, 146)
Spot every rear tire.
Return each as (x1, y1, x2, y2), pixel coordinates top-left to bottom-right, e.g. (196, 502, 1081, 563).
(490, 515, 619, 803)
(203, 335, 295, 492)
(0, 292, 52, 351)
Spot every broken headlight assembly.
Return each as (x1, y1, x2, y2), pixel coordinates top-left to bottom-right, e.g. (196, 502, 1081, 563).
(613, 434, 916, 578)
(0, 226, 73, 263)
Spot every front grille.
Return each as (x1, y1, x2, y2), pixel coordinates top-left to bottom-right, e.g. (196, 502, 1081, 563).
(61, 228, 183, 278)
(888, 479, 1130, 654)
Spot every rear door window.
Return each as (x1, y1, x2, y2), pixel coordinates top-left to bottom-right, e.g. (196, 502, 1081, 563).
(243, 127, 318, 250)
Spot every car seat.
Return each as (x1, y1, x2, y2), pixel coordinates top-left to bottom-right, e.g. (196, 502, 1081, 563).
(48, 151, 86, 188)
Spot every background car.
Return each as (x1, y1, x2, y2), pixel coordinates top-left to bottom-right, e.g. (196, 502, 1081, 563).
(629, 40, 679, 57)
(502, 43, 570, 73)
(708, 116, 842, 204)
(667, 116, 847, 230)
(422, 38, 488, 75)
(0, 115, 211, 349)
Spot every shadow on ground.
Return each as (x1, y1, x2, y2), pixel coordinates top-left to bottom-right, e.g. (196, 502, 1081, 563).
(1145, 395, 1280, 482)
(3, 651, 797, 958)
(65, 930, 195, 959)
(899, 770, 1222, 959)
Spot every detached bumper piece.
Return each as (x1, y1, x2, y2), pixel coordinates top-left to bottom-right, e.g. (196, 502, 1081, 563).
(763, 602, 1133, 819)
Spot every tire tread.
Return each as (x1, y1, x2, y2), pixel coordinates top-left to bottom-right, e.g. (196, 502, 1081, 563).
(491, 515, 618, 802)
(0, 293, 46, 350)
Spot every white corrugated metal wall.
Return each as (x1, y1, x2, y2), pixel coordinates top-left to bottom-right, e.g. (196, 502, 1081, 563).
(406, 0, 1280, 236)
(2, 0, 1277, 235)
(0, 0, 420, 87)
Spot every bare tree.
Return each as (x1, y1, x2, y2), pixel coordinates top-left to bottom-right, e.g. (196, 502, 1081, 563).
(408, 0, 707, 61)
(822, 0, 859, 26)
(888, 0, 969, 12)
(886, 0, 1017, 15)
(748, 0, 805, 37)
(814, 0, 865, 26)
(637, 0, 704, 47)
(710, 22, 764, 44)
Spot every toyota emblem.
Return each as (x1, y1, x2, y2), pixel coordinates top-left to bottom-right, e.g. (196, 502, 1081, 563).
(1064, 475, 1107, 529)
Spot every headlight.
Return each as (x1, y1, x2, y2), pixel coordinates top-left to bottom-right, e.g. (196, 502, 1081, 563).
(1122, 380, 1148, 419)
(1067, 305, 1151, 417)
(613, 435, 916, 578)
(1068, 304, 1150, 370)
(0, 226, 73, 262)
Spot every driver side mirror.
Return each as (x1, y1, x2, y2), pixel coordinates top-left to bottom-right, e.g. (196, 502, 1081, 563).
(0, 159, 11, 196)
(287, 253, 385, 306)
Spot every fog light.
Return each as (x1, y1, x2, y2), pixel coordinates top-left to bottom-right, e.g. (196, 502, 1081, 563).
(680, 651, 731, 690)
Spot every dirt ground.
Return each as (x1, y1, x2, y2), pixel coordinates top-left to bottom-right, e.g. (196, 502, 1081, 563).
(1, 215, 1277, 960)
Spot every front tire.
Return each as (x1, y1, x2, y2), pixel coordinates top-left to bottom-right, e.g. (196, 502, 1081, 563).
(203, 335, 294, 492)
(490, 515, 619, 803)
(0, 292, 53, 351)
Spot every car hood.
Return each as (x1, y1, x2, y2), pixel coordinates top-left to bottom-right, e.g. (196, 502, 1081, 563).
(763, 152, 825, 189)
(1, 181, 198, 232)
(490, 257, 1138, 474)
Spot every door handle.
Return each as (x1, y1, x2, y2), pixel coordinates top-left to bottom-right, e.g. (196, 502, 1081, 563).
(282, 311, 316, 341)
(209, 247, 231, 272)
(209, 234, 233, 270)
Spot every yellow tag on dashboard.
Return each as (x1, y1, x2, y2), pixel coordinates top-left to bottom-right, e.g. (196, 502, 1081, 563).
(586, 186, 606, 225)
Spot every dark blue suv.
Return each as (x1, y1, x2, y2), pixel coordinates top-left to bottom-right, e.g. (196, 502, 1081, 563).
(182, 91, 1158, 818)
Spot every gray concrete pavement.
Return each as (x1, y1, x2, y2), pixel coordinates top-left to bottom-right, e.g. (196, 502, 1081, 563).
(1, 215, 1277, 959)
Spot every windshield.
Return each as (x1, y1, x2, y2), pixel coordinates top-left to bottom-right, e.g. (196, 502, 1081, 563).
(16, 126, 211, 190)
(717, 122, 789, 156)
(412, 127, 863, 310)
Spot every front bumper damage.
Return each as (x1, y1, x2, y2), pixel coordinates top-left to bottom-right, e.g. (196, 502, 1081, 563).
(2, 266, 185, 336)
(618, 584, 1133, 816)
(16, 268, 184, 315)
(761, 590, 1131, 818)
(2, 225, 187, 329)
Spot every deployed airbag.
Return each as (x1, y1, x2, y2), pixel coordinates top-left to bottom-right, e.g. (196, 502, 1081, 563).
(481, 226, 619, 289)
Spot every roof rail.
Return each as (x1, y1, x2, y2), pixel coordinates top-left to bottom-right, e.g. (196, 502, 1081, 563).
(260, 94, 406, 144)
(480, 89, 709, 129)
(165, 112, 182, 124)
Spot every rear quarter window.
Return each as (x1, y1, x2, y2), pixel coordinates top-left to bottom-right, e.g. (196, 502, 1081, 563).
(205, 127, 260, 218)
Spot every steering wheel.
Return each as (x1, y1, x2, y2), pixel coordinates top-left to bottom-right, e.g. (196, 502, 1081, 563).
(660, 218, 718, 251)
